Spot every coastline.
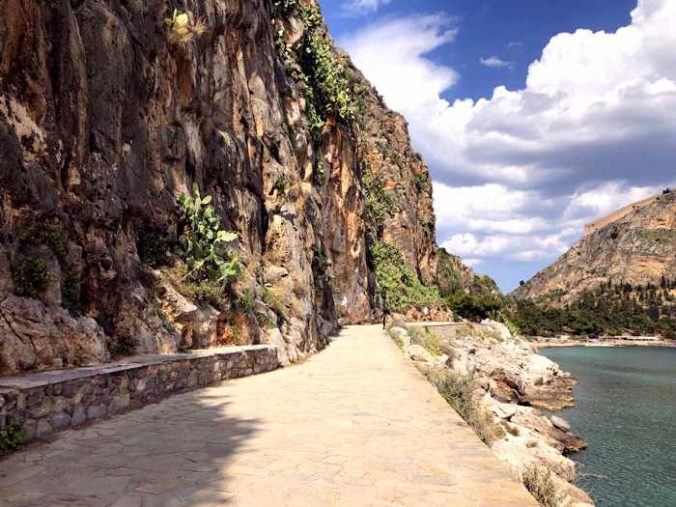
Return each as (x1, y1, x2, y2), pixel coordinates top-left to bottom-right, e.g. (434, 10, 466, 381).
(390, 320, 595, 506)
(533, 338, 676, 349)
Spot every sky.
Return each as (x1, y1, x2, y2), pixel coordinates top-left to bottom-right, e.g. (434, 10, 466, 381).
(320, 0, 676, 292)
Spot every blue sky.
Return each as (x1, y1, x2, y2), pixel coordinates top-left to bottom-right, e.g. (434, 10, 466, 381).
(320, 0, 676, 291)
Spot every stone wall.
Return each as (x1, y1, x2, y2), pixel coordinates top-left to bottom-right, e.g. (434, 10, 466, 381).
(0, 345, 279, 444)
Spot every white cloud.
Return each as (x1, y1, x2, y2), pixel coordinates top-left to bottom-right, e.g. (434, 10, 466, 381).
(343, 0, 392, 15)
(342, 15, 458, 111)
(342, 0, 676, 287)
(479, 56, 513, 69)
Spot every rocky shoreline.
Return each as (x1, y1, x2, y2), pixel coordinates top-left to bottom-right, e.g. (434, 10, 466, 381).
(388, 319, 595, 506)
(533, 337, 675, 349)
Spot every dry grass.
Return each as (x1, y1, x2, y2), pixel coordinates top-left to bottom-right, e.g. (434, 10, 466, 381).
(165, 10, 207, 45)
(426, 368, 504, 445)
(522, 466, 569, 507)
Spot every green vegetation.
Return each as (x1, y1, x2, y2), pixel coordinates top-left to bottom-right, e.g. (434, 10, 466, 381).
(167, 264, 227, 309)
(11, 257, 50, 298)
(522, 466, 566, 507)
(232, 292, 256, 315)
(426, 368, 502, 445)
(263, 287, 290, 325)
(61, 265, 83, 314)
(178, 184, 241, 286)
(446, 293, 504, 322)
(137, 227, 170, 268)
(508, 279, 675, 339)
(11, 222, 85, 313)
(377, 140, 405, 167)
(362, 169, 399, 231)
(0, 423, 24, 456)
(272, 2, 359, 137)
(370, 241, 441, 312)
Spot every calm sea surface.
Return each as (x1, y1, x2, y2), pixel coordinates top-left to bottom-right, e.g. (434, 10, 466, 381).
(540, 346, 676, 507)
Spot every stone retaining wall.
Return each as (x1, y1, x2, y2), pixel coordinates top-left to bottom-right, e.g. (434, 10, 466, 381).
(0, 346, 279, 444)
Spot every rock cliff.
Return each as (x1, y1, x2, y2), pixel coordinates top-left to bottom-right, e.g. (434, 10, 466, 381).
(515, 191, 675, 304)
(0, 0, 438, 374)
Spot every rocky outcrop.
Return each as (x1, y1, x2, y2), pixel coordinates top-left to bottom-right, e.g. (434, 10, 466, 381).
(0, 0, 438, 374)
(515, 191, 675, 304)
(390, 321, 593, 506)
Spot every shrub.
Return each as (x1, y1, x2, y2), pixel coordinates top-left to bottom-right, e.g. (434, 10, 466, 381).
(164, 9, 206, 45)
(178, 184, 241, 287)
(362, 170, 399, 230)
(409, 328, 443, 356)
(522, 466, 567, 507)
(427, 369, 503, 445)
(232, 292, 256, 315)
(263, 288, 290, 325)
(61, 265, 83, 314)
(167, 264, 225, 309)
(0, 423, 24, 456)
(16, 223, 67, 259)
(370, 241, 441, 312)
(11, 257, 50, 298)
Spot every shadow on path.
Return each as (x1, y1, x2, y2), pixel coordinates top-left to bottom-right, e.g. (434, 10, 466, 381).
(0, 387, 261, 506)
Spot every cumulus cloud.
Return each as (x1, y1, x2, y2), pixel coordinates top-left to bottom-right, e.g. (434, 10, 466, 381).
(479, 56, 513, 69)
(341, 0, 676, 289)
(343, 0, 392, 15)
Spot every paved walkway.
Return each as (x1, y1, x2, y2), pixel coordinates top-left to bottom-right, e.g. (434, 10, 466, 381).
(0, 325, 537, 506)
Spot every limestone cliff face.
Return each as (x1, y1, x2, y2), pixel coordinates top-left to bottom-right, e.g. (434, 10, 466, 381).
(0, 0, 437, 374)
(515, 191, 675, 304)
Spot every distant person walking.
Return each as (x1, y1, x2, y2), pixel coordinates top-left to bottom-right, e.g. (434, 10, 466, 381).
(382, 308, 390, 329)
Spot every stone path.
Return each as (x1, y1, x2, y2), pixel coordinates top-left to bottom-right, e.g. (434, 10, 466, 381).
(0, 325, 537, 506)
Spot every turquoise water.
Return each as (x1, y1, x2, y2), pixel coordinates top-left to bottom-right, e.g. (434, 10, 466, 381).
(540, 347, 676, 507)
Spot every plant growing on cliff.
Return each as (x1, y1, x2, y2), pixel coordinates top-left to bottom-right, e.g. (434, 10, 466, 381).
(370, 241, 441, 312)
(11, 257, 50, 298)
(0, 423, 24, 456)
(178, 184, 241, 288)
(362, 170, 399, 230)
(272, 2, 358, 135)
(164, 9, 206, 45)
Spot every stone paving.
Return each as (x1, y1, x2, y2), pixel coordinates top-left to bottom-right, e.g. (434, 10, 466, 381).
(0, 325, 537, 506)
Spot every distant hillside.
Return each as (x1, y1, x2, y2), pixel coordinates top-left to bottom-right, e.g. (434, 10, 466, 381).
(436, 248, 500, 298)
(514, 191, 676, 305)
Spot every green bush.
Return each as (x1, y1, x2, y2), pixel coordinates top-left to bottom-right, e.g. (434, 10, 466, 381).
(447, 293, 503, 322)
(178, 184, 241, 287)
(370, 241, 441, 312)
(0, 423, 24, 456)
(11, 257, 50, 298)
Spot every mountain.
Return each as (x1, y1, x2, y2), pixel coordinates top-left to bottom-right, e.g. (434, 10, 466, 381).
(436, 248, 500, 298)
(514, 191, 676, 305)
(0, 0, 439, 374)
